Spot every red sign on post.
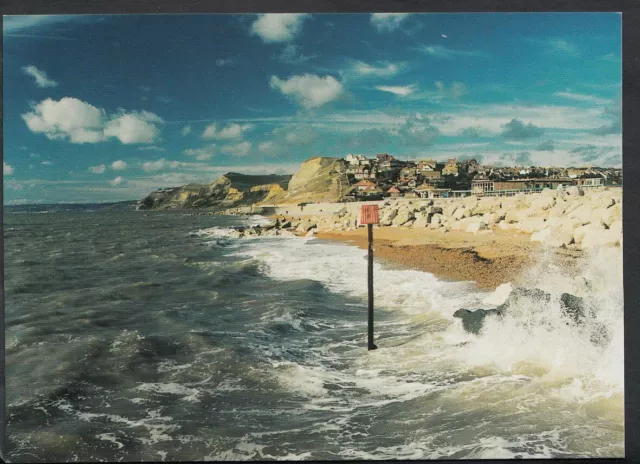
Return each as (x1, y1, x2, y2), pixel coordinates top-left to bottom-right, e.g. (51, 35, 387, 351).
(361, 205, 380, 225)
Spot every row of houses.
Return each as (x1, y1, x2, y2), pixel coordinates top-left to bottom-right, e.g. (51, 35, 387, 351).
(342, 153, 621, 200)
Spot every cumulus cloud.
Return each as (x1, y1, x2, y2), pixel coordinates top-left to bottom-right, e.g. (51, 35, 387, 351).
(375, 85, 417, 96)
(501, 118, 544, 140)
(269, 74, 344, 109)
(4, 161, 15, 175)
(216, 58, 234, 67)
(109, 176, 127, 186)
(370, 13, 410, 32)
(460, 126, 482, 138)
(201, 122, 253, 140)
(111, 160, 127, 170)
(22, 65, 57, 88)
(181, 125, 192, 136)
(41, 160, 54, 166)
(103, 111, 163, 144)
(21, 97, 164, 145)
(347, 60, 401, 78)
(272, 124, 318, 147)
(250, 14, 309, 43)
(88, 164, 106, 174)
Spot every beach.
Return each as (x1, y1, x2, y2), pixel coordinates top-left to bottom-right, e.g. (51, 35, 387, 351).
(316, 227, 583, 290)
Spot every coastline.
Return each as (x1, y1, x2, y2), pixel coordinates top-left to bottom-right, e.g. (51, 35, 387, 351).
(314, 227, 584, 290)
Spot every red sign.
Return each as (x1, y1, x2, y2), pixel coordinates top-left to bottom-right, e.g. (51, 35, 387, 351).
(361, 205, 380, 225)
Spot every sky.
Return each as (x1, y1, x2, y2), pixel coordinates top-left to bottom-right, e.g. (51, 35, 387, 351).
(3, 13, 621, 204)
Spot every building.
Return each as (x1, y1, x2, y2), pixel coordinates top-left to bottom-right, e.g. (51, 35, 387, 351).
(576, 174, 605, 187)
(417, 159, 437, 173)
(471, 179, 494, 195)
(415, 182, 434, 199)
(472, 178, 575, 195)
(386, 186, 402, 198)
(442, 158, 459, 176)
(354, 166, 376, 180)
(420, 170, 442, 180)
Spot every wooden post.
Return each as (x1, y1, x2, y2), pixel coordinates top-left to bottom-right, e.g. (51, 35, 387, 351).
(361, 204, 379, 351)
(367, 223, 377, 350)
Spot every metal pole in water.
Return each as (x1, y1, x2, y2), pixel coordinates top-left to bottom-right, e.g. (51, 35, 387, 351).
(367, 223, 377, 351)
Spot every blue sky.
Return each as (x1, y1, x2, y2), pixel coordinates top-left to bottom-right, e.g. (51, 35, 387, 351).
(3, 13, 621, 204)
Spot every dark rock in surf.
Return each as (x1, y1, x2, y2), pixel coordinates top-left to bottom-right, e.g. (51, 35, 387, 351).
(452, 308, 502, 335)
(559, 292, 586, 324)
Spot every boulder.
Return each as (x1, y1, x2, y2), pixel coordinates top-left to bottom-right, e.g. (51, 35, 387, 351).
(392, 210, 415, 227)
(453, 308, 502, 335)
(565, 186, 585, 197)
(541, 188, 557, 198)
(573, 223, 605, 245)
(530, 196, 555, 212)
(609, 220, 622, 236)
(425, 206, 443, 215)
(559, 293, 586, 324)
(413, 215, 429, 228)
(568, 204, 595, 225)
(380, 208, 398, 226)
(517, 217, 547, 234)
(467, 221, 488, 234)
(581, 228, 620, 248)
(600, 205, 621, 228)
(431, 213, 443, 225)
(452, 207, 467, 221)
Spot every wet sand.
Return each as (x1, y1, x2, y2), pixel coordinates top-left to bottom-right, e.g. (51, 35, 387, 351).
(315, 227, 583, 290)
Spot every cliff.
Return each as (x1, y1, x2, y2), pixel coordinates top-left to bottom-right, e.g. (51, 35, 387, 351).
(137, 173, 291, 210)
(277, 157, 349, 204)
(138, 157, 349, 210)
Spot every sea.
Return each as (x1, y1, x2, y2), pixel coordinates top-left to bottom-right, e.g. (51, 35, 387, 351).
(3, 203, 624, 461)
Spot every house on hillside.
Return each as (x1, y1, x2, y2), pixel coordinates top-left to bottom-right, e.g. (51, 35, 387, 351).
(442, 158, 459, 176)
(417, 159, 438, 173)
(575, 173, 605, 187)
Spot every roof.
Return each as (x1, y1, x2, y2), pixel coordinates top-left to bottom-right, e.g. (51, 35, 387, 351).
(415, 183, 435, 191)
(354, 179, 377, 187)
(387, 186, 401, 193)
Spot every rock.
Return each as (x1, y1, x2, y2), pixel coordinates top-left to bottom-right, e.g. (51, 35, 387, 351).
(453, 308, 502, 335)
(305, 229, 317, 237)
(567, 204, 594, 225)
(565, 186, 585, 197)
(573, 223, 605, 244)
(559, 293, 586, 324)
(600, 205, 621, 228)
(581, 228, 620, 248)
(428, 222, 442, 230)
(452, 207, 467, 220)
(425, 206, 443, 215)
(392, 210, 415, 227)
(530, 196, 556, 212)
(541, 188, 557, 198)
(380, 208, 399, 226)
(413, 215, 429, 228)
(466, 221, 488, 234)
(609, 220, 622, 236)
(482, 282, 513, 306)
(517, 217, 547, 233)
(431, 213, 443, 225)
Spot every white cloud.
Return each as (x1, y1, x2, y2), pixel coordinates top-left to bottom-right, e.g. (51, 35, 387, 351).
(418, 45, 488, 59)
(201, 122, 253, 140)
(88, 164, 106, 174)
(554, 92, 610, 105)
(111, 160, 128, 170)
(22, 97, 106, 143)
(103, 111, 163, 144)
(250, 14, 309, 43)
(141, 158, 168, 172)
(370, 13, 410, 32)
(4, 162, 15, 175)
(22, 97, 164, 145)
(347, 60, 401, 78)
(22, 65, 57, 88)
(41, 160, 54, 166)
(216, 58, 234, 67)
(375, 84, 417, 96)
(109, 176, 127, 186)
(181, 125, 192, 136)
(183, 145, 217, 160)
(269, 74, 344, 108)
(434, 81, 468, 99)
(221, 141, 252, 156)
(3, 15, 75, 33)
